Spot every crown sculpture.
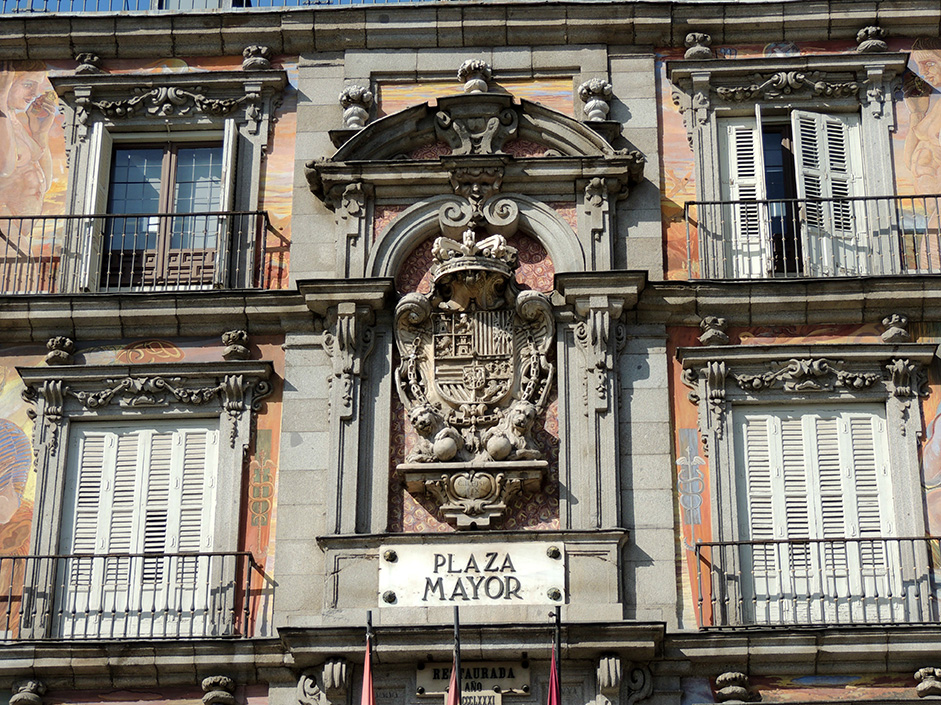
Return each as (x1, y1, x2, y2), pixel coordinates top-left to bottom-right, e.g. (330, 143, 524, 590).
(394, 224, 555, 528)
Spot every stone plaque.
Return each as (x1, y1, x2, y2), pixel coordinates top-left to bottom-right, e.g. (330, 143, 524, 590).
(417, 662, 529, 697)
(379, 542, 564, 606)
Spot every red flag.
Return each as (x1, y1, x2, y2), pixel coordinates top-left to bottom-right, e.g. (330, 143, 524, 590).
(361, 636, 375, 705)
(547, 646, 560, 705)
(446, 656, 461, 705)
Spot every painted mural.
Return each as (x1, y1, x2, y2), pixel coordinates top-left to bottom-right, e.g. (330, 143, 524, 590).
(681, 675, 914, 705)
(658, 38, 941, 280)
(0, 56, 297, 289)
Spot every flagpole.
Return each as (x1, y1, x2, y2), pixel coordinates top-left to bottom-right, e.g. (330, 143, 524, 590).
(553, 605, 561, 692)
(454, 606, 462, 699)
(362, 610, 375, 705)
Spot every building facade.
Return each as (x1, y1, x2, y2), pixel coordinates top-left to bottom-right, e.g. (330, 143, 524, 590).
(0, 2, 940, 705)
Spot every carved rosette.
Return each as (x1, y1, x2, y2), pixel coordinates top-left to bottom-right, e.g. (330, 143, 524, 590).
(393, 202, 554, 528)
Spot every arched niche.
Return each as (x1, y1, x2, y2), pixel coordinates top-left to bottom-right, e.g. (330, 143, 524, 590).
(367, 194, 585, 281)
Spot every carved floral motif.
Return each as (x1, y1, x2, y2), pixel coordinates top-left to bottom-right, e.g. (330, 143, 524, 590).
(733, 358, 880, 393)
(339, 84, 374, 129)
(716, 71, 858, 101)
(457, 59, 492, 93)
(578, 78, 613, 121)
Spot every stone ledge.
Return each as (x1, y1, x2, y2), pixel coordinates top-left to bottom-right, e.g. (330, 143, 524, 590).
(0, 291, 313, 343)
(0, 0, 937, 60)
(0, 638, 290, 689)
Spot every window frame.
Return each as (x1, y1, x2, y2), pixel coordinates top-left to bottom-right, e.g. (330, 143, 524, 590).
(679, 342, 936, 625)
(16, 360, 272, 638)
(678, 343, 935, 546)
(668, 53, 909, 278)
(50, 69, 285, 292)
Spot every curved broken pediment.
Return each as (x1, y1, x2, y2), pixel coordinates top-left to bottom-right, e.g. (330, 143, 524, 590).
(331, 92, 618, 162)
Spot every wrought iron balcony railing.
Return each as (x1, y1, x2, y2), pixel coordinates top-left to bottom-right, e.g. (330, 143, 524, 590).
(0, 211, 285, 294)
(695, 536, 941, 628)
(0, 552, 272, 640)
(684, 194, 941, 279)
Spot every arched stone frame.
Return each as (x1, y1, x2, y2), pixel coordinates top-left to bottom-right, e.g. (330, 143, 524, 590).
(678, 343, 936, 625)
(16, 361, 272, 637)
(367, 193, 586, 279)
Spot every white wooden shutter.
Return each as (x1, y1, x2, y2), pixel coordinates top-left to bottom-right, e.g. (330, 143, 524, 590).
(213, 119, 239, 287)
(790, 110, 864, 276)
(719, 117, 771, 278)
(79, 123, 113, 292)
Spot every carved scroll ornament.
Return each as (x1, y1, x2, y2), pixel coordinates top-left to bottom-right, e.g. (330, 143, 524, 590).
(715, 71, 858, 102)
(733, 358, 880, 393)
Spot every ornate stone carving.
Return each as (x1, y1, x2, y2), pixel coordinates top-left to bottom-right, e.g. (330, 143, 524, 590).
(881, 313, 910, 343)
(578, 79, 614, 121)
(435, 102, 519, 156)
(83, 85, 251, 121)
(449, 165, 504, 205)
(297, 659, 351, 705)
(733, 358, 880, 393)
(242, 45, 272, 71)
(583, 174, 635, 243)
(684, 33, 714, 60)
(202, 676, 236, 705)
(222, 330, 251, 361)
(715, 673, 760, 703)
(699, 316, 729, 346)
(573, 301, 626, 414)
(916, 668, 941, 698)
(339, 85, 374, 130)
(886, 358, 928, 399)
(74, 53, 102, 75)
(393, 223, 553, 527)
(323, 303, 376, 422)
(597, 655, 622, 699)
(715, 71, 858, 102)
(10, 680, 46, 705)
(625, 663, 654, 705)
(45, 336, 75, 365)
(705, 361, 727, 439)
(857, 26, 888, 53)
(458, 59, 492, 93)
(21, 380, 65, 457)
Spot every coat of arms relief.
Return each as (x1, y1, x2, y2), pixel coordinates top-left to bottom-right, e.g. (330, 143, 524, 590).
(394, 190, 555, 528)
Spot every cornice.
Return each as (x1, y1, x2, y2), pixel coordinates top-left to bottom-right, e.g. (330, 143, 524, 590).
(0, 290, 314, 343)
(636, 276, 941, 328)
(1, 0, 938, 61)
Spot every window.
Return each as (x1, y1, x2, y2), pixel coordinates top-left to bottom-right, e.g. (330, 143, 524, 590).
(17, 361, 273, 639)
(50, 69, 287, 292)
(678, 343, 936, 626)
(83, 123, 237, 291)
(720, 110, 871, 278)
(668, 53, 908, 280)
(734, 404, 901, 624)
(58, 419, 222, 638)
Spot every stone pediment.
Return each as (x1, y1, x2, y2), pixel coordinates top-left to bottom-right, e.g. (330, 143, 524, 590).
(329, 92, 618, 162)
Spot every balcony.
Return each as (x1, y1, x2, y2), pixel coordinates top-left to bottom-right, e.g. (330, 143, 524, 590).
(0, 211, 284, 294)
(684, 194, 941, 280)
(695, 536, 941, 628)
(0, 552, 272, 640)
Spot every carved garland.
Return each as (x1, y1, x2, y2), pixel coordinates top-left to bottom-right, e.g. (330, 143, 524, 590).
(715, 70, 859, 102)
(681, 354, 930, 454)
(21, 368, 272, 453)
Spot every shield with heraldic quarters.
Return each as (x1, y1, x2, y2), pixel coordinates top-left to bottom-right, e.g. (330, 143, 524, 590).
(432, 309, 516, 409)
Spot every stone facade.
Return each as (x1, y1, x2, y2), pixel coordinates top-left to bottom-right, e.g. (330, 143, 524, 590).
(0, 4, 939, 705)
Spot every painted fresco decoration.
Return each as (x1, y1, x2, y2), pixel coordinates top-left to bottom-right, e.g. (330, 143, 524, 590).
(393, 209, 554, 527)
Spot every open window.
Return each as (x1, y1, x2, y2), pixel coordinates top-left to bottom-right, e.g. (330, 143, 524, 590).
(668, 53, 909, 280)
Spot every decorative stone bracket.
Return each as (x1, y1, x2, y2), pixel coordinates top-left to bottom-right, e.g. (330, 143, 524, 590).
(202, 676, 237, 705)
(597, 656, 653, 705)
(298, 658, 351, 705)
(714, 672, 761, 703)
(557, 274, 645, 416)
(10, 680, 46, 705)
